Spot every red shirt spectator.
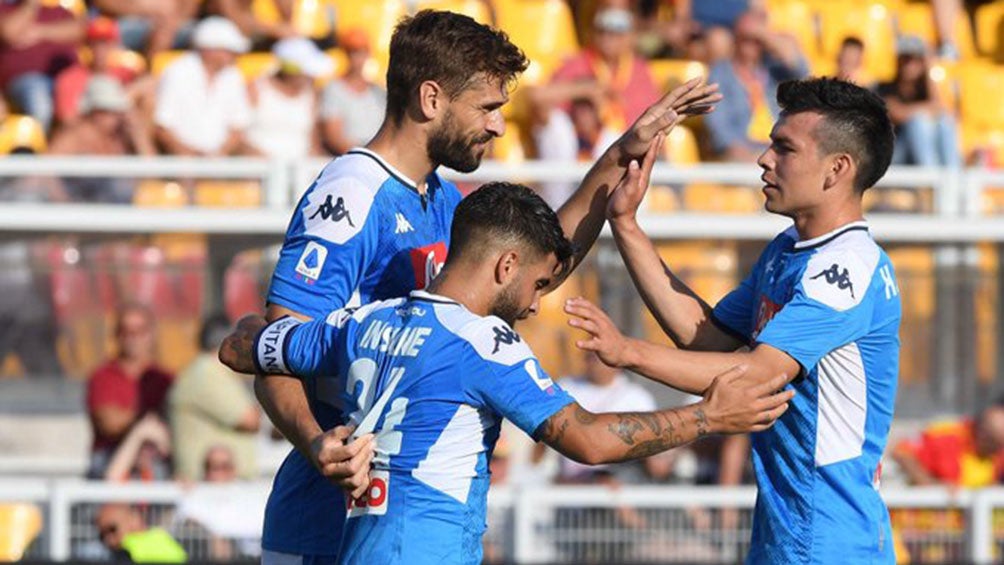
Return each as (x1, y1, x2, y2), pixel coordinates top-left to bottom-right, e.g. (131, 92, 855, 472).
(0, 1, 81, 90)
(894, 418, 1004, 487)
(86, 360, 173, 451)
(551, 48, 658, 129)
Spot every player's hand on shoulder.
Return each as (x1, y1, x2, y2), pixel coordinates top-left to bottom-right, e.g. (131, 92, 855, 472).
(701, 366, 795, 434)
(310, 425, 376, 499)
(620, 77, 721, 158)
(565, 297, 630, 368)
(607, 132, 664, 223)
(218, 315, 268, 374)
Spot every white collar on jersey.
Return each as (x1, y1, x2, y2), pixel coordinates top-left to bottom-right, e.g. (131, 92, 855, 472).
(409, 290, 461, 306)
(792, 220, 869, 250)
(348, 147, 424, 189)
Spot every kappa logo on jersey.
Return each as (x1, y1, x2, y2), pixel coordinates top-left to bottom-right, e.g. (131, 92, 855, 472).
(811, 263, 855, 299)
(295, 241, 328, 283)
(752, 295, 782, 339)
(409, 242, 447, 289)
(394, 213, 414, 234)
(491, 325, 521, 354)
(310, 194, 355, 227)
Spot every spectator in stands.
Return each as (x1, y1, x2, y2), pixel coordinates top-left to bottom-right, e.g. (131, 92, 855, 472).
(246, 37, 331, 160)
(877, 35, 961, 168)
(892, 397, 1004, 487)
(169, 313, 259, 482)
(50, 75, 155, 157)
(0, 0, 86, 133)
(103, 412, 173, 481)
(90, 0, 198, 56)
(528, 7, 658, 206)
(154, 16, 254, 157)
(86, 303, 174, 479)
(835, 36, 870, 87)
(96, 503, 187, 563)
(705, 9, 808, 162)
(203, 444, 239, 483)
(208, 0, 303, 50)
(53, 16, 155, 128)
(320, 29, 386, 155)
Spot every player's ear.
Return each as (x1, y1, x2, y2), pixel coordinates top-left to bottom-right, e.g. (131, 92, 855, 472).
(823, 153, 854, 191)
(418, 80, 444, 121)
(494, 250, 519, 285)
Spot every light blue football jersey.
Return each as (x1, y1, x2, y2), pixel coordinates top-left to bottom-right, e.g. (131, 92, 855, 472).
(258, 290, 575, 565)
(712, 221, 901, 564)
(263, 149, 462, 555)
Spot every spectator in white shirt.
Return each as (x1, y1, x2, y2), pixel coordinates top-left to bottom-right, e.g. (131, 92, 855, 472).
(154, 16, 253, 156)
(320, 28, 385, 155)
(245, 37, 331, 160)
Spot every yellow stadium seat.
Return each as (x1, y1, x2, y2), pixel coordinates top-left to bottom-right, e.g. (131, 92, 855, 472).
(663, 125, 700, 165)
(817, 2, 897, 81)
(683, 184, 762, 214)
(156, 317, 200, 374)
(236, 52, 278, 82)
(332, 0, 407, 64)
(886, 246, 934, 384)
(974, 243, 998, 382)
(896, 2, 976, 60)
(764, 0, 821, 63)
(647, 59, 708, 92)
(133, 180, 190, 208)
(41, 0, 84, 16)
(957, 60, 1004, 130)
(253, 0, 335, 40)
(927, 61, 958, 114)
(415, 0, 493, 24)
(0, 503, 42, 561)
(975, 1, 1004, 59)
(496, 0, 579, 84)
(0, 115, 46, 154)
(490, 121, 527, 163)
(151, 50, 187, 76)
(193, 180, 263, 208)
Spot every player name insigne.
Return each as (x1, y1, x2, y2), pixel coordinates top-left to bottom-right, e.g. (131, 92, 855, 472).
(358, 320, 432, 358)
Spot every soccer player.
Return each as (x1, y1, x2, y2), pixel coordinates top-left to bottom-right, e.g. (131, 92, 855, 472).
(220, 182, 793, 565)
(256, 9, 721, 564)
(565, 78, 902, 563)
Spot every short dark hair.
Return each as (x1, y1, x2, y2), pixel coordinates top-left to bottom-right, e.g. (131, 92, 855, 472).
(776, 77, 894, 192)
(199, 312, 232, 351)
(841, 36, 864, 51)
(448, 182, 574, 277)
(385, 10, 528, 124)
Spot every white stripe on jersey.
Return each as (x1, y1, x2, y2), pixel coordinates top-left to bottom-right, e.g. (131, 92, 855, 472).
(412, 404, 497, 504)
(815, 341, 867, 466)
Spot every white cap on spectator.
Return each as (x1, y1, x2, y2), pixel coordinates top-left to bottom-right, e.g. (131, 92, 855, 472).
(80, 75, 129, 114)
(272, 37, 334, 78)
(192, 16, 250, 53)
(594, 8, 633, 34)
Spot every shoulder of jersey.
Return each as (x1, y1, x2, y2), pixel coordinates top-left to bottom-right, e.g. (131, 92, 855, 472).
(323, 297, 407, 328)
(300, 153, 394, 244)
(431, 306, 535, 366)
(800, 230, 881, 312)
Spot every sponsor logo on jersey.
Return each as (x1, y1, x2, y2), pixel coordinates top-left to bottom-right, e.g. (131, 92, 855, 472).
(394, 213, 414, 234)
(491, 325, 521, 354)
(295, 241, 327, 283)
(752, 295, 782, 339)
(309, 194, 355, 227)
(810, 263, 855, 299)
(409, 242, 447, 289)
(347, 469, 389, 518)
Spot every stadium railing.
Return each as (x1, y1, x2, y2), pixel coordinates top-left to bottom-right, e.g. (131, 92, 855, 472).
(1, 479, 1003, 563)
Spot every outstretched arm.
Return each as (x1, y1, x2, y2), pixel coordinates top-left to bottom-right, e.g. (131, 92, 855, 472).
(565, 298, 800, 395)
(604, 130, 744, 351)
(537, 366, 792, 465)
(552, 78, 721, 287)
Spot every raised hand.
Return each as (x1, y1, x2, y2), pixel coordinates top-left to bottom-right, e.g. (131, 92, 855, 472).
(703, 368, 794, 434)
(619, 77, 721, 159)
(607, 132, 664, 222)
(565, 297, 630, 368)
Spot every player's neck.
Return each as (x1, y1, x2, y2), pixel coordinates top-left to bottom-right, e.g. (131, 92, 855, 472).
(426, 269, 492, 318)
(791, 204, 865, 241)
(367, 120, 434, 194)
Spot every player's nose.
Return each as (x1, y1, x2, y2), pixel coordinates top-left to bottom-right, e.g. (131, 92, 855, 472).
(487, 110, 505, 137)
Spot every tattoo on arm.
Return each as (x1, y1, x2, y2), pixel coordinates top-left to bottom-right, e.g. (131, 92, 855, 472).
(539, 405, 572, 444)
(695, 408, 709, 437)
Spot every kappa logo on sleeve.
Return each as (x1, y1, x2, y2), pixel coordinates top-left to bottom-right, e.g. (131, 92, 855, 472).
(810, 263, 855, 299)
(309, 194, 355, 226)
(302, 179, 373, 244)
(491, 325, 521, 354)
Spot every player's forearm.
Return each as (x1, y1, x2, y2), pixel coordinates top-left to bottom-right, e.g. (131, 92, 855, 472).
(610, 217, 720, 349)
(554, 143, 628, 280)
(620, 338, 744, 395)
(254, 375, 323, 459)
(543, 402, 714, 465)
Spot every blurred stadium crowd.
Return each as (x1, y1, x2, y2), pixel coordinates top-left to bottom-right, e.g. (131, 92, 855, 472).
(2, 0, 1004, 562)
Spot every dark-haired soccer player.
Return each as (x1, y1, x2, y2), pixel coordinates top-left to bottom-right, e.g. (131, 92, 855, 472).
(222, 182, 792, 565)
(567, 77, 902, 563)
(256, 9, 720, 564)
